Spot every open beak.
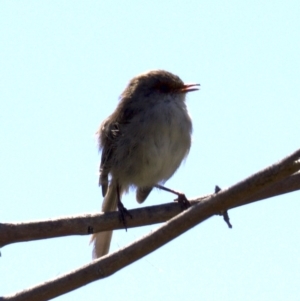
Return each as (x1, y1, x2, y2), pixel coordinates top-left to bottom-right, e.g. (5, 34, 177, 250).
(180, 83, 200, 93)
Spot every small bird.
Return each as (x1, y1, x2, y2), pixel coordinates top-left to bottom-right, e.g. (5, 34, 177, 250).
(91, 70, 199, 259)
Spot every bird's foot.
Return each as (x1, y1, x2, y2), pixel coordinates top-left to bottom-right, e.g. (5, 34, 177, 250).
(174, 192, 191, 209)
(155, 184, 190, 209)
(117, 200, 133, 231)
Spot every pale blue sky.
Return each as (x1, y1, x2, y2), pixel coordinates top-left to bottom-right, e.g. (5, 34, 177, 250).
(1, 1, 300, 300)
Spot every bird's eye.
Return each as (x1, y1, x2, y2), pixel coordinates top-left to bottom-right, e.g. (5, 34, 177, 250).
(157, 83, 171, 93)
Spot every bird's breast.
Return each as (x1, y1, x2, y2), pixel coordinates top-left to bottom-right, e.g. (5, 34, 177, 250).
(112, 98, 192, 188)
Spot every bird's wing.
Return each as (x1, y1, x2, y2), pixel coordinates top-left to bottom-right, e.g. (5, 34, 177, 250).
(98, 120, 120, 196)
(98, 98, 142, 196)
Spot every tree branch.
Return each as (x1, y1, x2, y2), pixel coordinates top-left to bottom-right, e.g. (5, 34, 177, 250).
(1, 174, 300, 248)
(1, 149, 300, 301)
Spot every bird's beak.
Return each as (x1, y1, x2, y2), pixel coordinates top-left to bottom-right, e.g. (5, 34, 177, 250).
(180, 83, 200, 93)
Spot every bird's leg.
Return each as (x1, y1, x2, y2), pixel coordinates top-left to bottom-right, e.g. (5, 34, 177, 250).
(154, 184, 190, 209)
(116, 183, 132, 231)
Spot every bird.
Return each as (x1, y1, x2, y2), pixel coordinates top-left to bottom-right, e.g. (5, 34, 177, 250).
(91, 69, 199, 259)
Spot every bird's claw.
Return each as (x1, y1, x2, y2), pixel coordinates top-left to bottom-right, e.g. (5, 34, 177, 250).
(117, 200, 132, 231)
(174, 193, 191, 209)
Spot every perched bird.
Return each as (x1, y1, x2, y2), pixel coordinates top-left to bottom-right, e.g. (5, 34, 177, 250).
(91, 70, 199, 259)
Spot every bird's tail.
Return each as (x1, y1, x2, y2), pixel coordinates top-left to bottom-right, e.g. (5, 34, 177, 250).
(91, 182, 118, 259)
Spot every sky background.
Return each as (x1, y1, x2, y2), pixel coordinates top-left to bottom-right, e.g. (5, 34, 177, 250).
(1, 1, 300, 300)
